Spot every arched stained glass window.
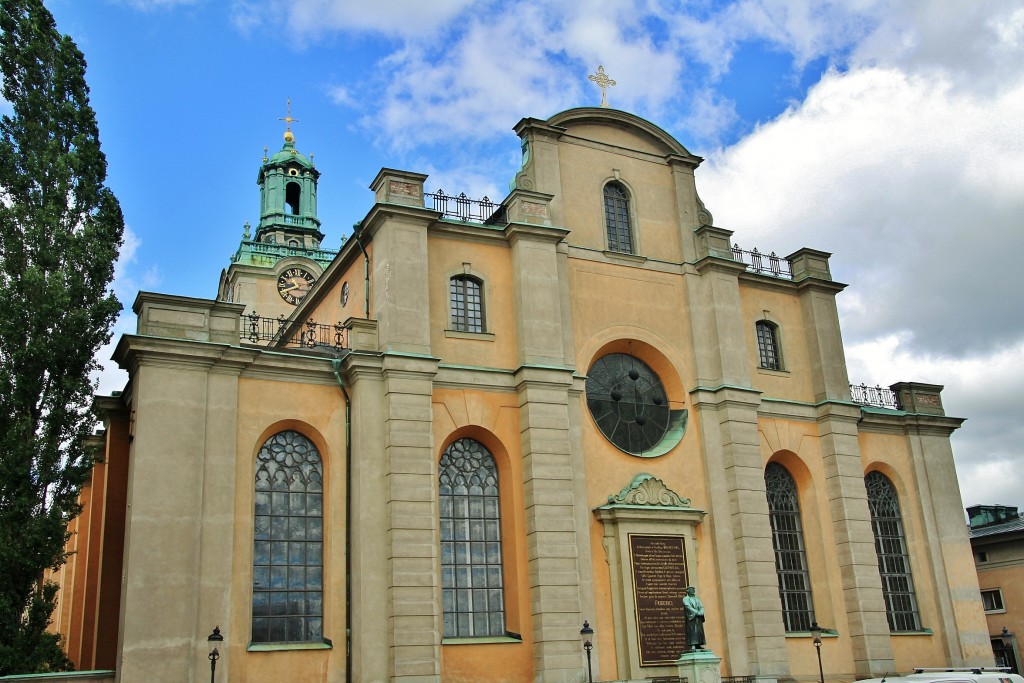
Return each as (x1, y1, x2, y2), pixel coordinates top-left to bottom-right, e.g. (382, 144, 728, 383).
(865, 471, 921, 631)
(439, 438, 505, 638)
(449, 275, 484, 333)
(604, 182, 633, 254)
(765, 462, 816, 632)
(756, 320, 782, 370)
(252, 430, 324, 643)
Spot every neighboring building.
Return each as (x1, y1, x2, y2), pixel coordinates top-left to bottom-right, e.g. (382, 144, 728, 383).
(969, 504, 1024, 674)
(47, 107, 992, 683)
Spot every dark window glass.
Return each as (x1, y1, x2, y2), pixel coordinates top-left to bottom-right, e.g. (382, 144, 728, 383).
(865, 471, 921, 631)
(756, 320, 781, 370)
(604, 182, 633, 254)
(586, 353, 669, 455)
(252, 430, 324, 643)
(285, 181, 301, 215)
(440, 438, 505, 638)
(450, 276, 484, 333)
(766, 463, 816, 631)
(981, 589, 1005, 612)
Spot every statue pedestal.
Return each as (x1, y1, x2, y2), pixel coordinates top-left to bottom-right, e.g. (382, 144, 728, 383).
(676, 648, 722, 683)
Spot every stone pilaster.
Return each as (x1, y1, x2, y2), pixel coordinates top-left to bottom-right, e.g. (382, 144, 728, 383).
(900, 409, 989, 666)
(816, 403, 895, 676)
(516, 366, 586, 683)
(383, 354, 442, 682)
(790, 253, 850, 403)
(691, 386, 787, 679)
(344, 351, 390, 683)
(686, 257, 786, 679)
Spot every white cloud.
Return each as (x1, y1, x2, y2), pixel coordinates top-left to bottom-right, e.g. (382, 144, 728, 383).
(230, 0, 478, 39)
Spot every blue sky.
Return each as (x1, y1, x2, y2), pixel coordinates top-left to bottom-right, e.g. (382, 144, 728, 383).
(41, 0, 1024, 512)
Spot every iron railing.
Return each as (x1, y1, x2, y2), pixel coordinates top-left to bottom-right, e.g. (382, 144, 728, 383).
(850, 383, 901, 410)
(425, 190, 507, 224)
(731, 244, 793, 279)
(244, 312, 349, 351)
(231, 240, 339, 264)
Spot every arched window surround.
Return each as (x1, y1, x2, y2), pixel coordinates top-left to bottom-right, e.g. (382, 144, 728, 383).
(602, 179, 638, 255)
(251, 427, 327, 645)
(765, 460, 817, 632)
(864, 469, 922, 632)
(285, 181, 301, 215)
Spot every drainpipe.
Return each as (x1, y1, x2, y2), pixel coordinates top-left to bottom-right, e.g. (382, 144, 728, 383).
(331, 355, 353, 683)
(354, 232, 369, 319)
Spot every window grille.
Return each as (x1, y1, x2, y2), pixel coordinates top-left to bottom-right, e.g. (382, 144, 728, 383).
(604, 182, 633, 254)
(865, 471, 922, 631)
(756, 320, 782, 370)
(450, 276, 484, 333)
(252, 430, 324, 643)
(439, 438, 505, 638)
(765, 462, 816, 631)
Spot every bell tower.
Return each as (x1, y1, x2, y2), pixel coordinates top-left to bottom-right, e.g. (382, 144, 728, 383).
(254, 103, 324, 248)
(218, 102, 338, 316)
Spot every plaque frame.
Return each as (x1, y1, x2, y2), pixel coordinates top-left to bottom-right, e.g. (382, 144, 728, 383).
(594, 474, 705, 680)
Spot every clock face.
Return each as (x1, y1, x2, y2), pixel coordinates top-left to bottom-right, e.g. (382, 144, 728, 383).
(277, 267, 315, 305)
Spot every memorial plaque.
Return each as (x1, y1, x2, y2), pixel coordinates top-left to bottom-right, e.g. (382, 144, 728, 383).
(629, 534, 688, 666)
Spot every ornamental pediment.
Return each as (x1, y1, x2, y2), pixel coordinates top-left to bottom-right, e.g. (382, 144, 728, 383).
(601, 473, 690, 508)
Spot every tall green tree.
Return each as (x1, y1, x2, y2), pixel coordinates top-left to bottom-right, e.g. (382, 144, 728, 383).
(0, 0, 123, 674)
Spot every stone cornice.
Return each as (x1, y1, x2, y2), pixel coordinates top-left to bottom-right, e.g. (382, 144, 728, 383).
(689, 384, 762, 408)
(692, 255, 749, 277)
(114, 334, 339, 385)
(794, 276, 848, 295)
(857, 408, 966, 435)
(504, 221, 570, 245)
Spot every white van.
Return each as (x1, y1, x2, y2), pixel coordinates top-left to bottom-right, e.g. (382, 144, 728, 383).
(857, 668, 1024, 683)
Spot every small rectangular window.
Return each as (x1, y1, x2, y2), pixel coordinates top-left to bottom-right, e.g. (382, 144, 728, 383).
(981, 588, 1005, 612)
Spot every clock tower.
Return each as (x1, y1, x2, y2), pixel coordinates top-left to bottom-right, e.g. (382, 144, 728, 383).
(219, 106, 338, 317)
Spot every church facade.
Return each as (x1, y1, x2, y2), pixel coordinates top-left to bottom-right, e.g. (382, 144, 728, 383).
(50, 107, 991, 683)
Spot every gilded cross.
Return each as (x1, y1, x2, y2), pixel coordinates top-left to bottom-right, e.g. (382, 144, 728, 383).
(279, 98, 298, 132)
(588, 65, 616, 108)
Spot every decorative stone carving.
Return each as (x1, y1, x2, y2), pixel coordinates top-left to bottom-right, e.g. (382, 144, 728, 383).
(608, 473, 690, 507)
(696, 192, 714, 227)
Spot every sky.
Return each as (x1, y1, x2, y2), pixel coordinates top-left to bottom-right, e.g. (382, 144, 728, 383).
(39, 0, 1024, 514)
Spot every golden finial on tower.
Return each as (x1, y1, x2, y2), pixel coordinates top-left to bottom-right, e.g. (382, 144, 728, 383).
(279, 98, 299, 143)
(588, 65, 617, 108)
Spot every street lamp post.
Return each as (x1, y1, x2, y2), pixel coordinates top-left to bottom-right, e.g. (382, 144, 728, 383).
(580, 620, 595, 683)
(207, 626, 223, 683)
(810, 622, 824, 683)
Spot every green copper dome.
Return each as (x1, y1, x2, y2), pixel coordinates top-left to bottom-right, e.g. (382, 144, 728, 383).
(262, 130, 316, 173)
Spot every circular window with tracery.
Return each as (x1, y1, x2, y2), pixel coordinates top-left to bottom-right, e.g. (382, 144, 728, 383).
(585, 352, 687, 457)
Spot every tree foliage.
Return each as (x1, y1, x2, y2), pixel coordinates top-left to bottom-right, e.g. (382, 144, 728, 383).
(0, 0, 123, 674)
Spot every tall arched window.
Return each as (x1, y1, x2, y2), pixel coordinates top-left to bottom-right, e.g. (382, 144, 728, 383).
(865, 471, 921, 631)
(604, 182, 633, 254)
(449, 275, 484, 333)
(252, 430, 324, 643)
(439, 438, 505, 638)
(756, 320, 782, 370)
(765, 462, 816, 631)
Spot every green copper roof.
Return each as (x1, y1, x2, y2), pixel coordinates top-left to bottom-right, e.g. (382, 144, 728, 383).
(265, 131, 315, 170)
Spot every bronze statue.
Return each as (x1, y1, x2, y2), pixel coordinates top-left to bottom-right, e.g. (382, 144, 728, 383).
(683, 586, 706, 651)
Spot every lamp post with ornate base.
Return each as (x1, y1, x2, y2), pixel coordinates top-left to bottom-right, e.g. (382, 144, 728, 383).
(208, 626, 223, 683)
(580, 621, 595, 683)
